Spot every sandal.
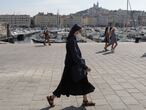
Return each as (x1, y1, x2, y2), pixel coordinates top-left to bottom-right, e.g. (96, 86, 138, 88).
(46, 96, 55, 107)
(82, 100, 95, 106)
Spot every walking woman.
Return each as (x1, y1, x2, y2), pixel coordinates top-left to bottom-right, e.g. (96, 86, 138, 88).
(105, 27, 118, 52)
(110, 28, 118, 52)
(46, 24, 95, 107)
(104, 27, 109, 51)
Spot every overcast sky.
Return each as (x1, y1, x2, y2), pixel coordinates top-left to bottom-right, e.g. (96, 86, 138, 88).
(0, 0, 145, 16)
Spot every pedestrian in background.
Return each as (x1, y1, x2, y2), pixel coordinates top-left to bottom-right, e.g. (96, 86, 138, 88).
(105, 27, 118, 52)
(43, 30, 51, 46)
(104, 27, 109, 51)
(110, 28, 118, 52)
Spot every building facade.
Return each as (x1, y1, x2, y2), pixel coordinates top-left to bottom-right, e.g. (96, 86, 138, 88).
(82, 16, 97, 26)
(61, 15, 82, 27)
(97, 15, 108, 26)
(0, 15, 31, 27)
(34, 12, 59, 27)
(138, 15, 146, 26)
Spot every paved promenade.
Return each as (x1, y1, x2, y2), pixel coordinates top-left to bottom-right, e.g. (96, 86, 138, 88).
(0, 42, 146, 110)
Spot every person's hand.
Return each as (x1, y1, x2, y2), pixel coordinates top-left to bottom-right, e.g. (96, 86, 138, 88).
(86, 67, 91, 72)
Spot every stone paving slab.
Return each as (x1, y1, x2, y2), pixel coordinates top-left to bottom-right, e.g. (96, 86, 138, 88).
(0, 42, 146, 110)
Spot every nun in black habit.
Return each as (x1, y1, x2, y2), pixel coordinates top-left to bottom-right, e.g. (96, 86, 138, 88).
(47, 24, 95, 107)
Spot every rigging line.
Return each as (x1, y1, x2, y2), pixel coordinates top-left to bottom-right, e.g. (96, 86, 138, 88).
(128, 0, 137, 30)
(128, 0, 132, 11)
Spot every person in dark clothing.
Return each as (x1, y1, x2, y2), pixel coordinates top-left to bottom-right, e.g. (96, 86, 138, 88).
(104, 27, 109, 51)
(43, 30, 51, 46)
(46, 24, 95, 107)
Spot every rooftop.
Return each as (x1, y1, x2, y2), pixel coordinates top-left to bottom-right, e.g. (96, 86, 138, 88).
(0, 42, 146, 110)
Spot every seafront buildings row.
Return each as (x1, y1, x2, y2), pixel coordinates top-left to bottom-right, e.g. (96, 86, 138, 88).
(0, 15, 31, 27)
(1, 2, 146, 28)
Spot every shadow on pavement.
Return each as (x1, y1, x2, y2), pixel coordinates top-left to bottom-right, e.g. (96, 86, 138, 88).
(34, 45, 45, 47)
(96, 50, 109, 54)
(40, 106, 86, 110)
(102, 51, 114, 55)
(141, 53, 146, 58)
(62, 106, 86, 110)
(40, 107, 52, 110)
(40, 106, 52, 110)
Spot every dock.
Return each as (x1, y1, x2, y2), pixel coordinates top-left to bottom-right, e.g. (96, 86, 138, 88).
(0, 42, 146, 110)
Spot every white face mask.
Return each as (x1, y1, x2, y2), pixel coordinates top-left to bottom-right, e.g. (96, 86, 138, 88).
(76, 33, 82, 38)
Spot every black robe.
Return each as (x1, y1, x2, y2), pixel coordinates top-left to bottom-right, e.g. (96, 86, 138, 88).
(53, 36, 95, 97)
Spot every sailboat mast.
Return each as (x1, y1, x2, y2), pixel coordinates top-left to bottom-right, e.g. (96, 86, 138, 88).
(128, 0, 136, 30)
(57, 9, 59, 29)
(127, 0, 129, 12)
(126, 0, 129, 27)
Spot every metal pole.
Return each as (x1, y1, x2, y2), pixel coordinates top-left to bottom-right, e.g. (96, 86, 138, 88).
(127, 0, 129, 27)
